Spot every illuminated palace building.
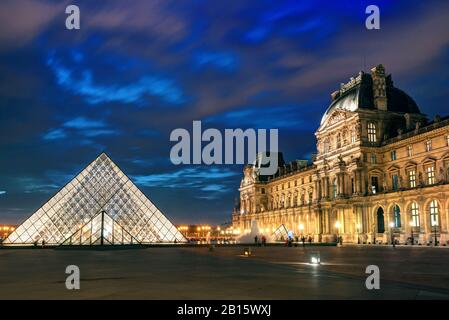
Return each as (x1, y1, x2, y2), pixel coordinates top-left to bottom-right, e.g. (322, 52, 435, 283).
(233, 65, 449, 245)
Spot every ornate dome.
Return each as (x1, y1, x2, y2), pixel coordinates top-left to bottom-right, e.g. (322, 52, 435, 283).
(320, 68, 421, 125)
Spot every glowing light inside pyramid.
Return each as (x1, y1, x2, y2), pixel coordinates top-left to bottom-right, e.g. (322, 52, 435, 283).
(4, 153, 186, 245)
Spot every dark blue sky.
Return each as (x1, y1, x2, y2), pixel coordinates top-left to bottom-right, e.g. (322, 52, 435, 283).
(1, 0, 449, 225)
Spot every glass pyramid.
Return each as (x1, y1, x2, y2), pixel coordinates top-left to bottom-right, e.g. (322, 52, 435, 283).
(272, 224, 289, 241)
(4, 153, 187, 246)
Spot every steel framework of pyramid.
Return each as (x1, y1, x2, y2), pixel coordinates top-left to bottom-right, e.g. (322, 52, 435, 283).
(4, 153, 187, 246)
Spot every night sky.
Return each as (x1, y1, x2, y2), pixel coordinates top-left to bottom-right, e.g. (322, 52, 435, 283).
(1, 0, 449, 225)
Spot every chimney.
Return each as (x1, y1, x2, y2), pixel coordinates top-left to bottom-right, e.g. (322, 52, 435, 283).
(371, 64, 387, 111)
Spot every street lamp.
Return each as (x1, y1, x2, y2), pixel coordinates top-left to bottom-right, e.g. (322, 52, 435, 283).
(389, 222, 395, 247)
(409, 221, 414, 245)
(335, 221, 341, 245)
(431, 221, 438, 246)
(298, 223, 304, 235)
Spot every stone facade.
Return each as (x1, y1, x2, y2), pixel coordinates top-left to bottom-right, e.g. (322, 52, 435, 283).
(232, 65, 449, 245)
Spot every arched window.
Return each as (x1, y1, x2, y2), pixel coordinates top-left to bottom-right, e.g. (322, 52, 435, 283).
(333, 178, 338, 198)
(377, 207, 385, 233)
(409, 202, 419, 227)
(429, 200, 439, 227)
(393, 205, 401, 228)
(368, 122, 377, 143)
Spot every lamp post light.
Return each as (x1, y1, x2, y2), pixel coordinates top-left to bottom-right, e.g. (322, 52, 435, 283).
(335, 221, 341, 245)
(298, 223, 304, 236)
(431, 221, 438, 246)
(389, 222, 395, 247)
(356, 223, 361, 244)
(409, 221, 414, 245)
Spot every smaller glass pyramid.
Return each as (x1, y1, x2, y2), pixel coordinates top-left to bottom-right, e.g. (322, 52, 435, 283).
(272, 224, 289, 241)
(4, 153, 187, 246)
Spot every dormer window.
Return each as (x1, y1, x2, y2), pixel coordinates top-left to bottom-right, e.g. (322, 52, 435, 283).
(368, 122, 377, 143)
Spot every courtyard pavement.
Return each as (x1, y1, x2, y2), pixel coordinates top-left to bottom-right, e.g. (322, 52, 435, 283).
(0, 245, 448, 299)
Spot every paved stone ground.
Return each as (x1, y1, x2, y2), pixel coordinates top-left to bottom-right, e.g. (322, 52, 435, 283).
(0, 245, 448, 299)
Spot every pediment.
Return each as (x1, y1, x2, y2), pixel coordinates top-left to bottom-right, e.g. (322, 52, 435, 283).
(404, 161, 418, 169)
(422, 156, 437, 164)
(318, 109, 353, 131)
(387, 165, 400, 172)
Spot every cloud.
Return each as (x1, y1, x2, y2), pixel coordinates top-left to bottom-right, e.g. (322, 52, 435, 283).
(132, 167, 239, 199)
(194, 51, 238, 72)
(46, 52, 185, 106)
(42, 117, 119, 141)
(15, 177, 60, 194)
(63, 117, 106, 129)
(0, 0, 67, 49)
(204, 105, 308, 129)
(43, 128, 67, 141)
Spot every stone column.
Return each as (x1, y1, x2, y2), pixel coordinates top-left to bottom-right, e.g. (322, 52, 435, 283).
(314, 180, 320, 201)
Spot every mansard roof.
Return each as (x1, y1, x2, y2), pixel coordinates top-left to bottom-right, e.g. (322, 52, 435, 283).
(320, 69, 421, 125)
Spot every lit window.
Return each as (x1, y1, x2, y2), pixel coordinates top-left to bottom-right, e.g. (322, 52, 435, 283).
(426, 166, 435, 185)
(429, 200, 439, 227)
(393, 205, 401, 228)
(371, 154, 377, 164)
(368, 122, 377, 143)
(410, 202, 419, 227)
(407, 145, 413, 157)
(426, 140, 432, 152)
(351, 131, 356, 143)
(408, 170, 416, 188)
(391, 150, 397, 161)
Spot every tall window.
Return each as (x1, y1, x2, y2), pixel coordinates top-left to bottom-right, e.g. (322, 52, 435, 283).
(410, 202, 419, 227)
(371, 154, 377, 164)
(351, 130, 356, 143)
(426, 140, 432, 152)
(368, 122, 377, 143)
(371, 176, 379, 194)
(429, 200, 439, 227)
(407, 145, 413, 157)
(391, 150, 397, 161)
(426, 165, 435, 185)
(408, 170, 416, 188)
(336, 134, 342, 149)
(392, 174, 399, 190)
(393, 205, 401, 228)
